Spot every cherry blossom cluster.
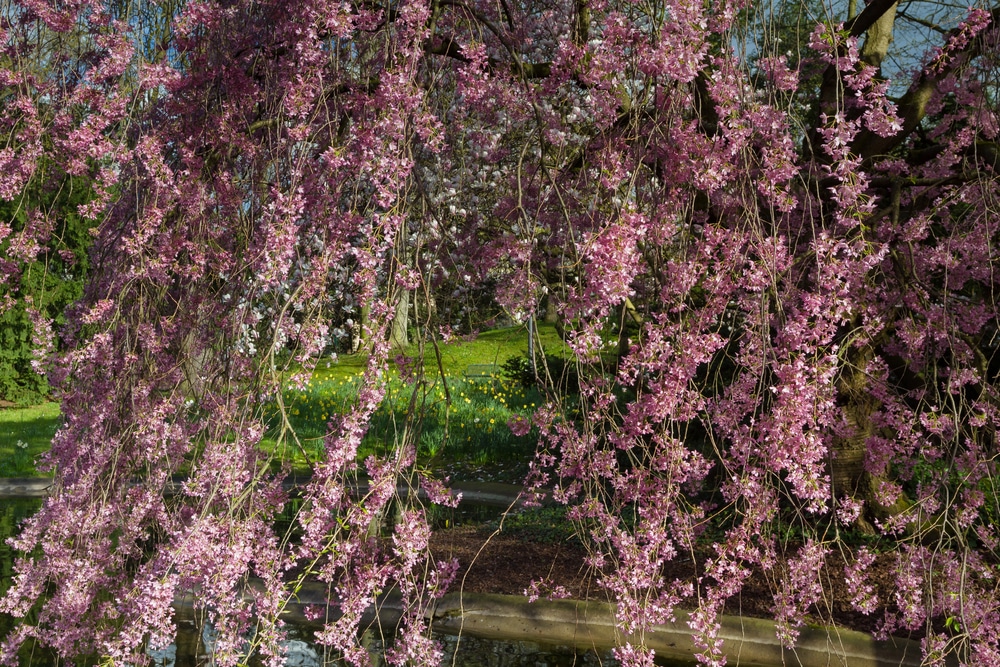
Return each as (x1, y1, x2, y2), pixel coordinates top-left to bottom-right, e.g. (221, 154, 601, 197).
(1, 1, 1000, 666)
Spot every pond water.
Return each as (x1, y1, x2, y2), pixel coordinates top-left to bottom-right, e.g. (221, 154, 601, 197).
(0, 496, 634, 667)
(151, 621, 617, 667)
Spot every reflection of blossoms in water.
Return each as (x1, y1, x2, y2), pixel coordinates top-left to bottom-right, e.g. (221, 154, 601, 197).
(525, 578, 570, 602)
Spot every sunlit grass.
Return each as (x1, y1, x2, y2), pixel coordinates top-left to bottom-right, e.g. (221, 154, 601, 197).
(261, 371, 544, 473)
(0, 402, 60, 477)
(0, 324, 567, 479)
(261, 323, 564, 474)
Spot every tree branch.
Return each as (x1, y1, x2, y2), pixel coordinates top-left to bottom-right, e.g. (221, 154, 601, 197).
(845, 0, 902, 37)
(855, 4, 1000, 161)
(807, 0, 901, 159)
(425, 2, 552, 79)
(898, 12, 947, 35)
(858, 0, 898, 69)
(424, 35, 470, 63)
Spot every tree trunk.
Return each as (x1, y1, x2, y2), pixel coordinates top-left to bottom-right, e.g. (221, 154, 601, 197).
(544, 292, 559, 324)
(859, 1, 898, 70)
(831, 343, 909, 532)
(352, 302, 371, 353)
(389, 290, 410, 350)
(180, 328, 211, 400)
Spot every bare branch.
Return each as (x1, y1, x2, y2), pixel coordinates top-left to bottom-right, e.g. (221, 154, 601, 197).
(424, 35, 471, 63)
(427, 1, 553, 79)
(897, 11, 948, 35)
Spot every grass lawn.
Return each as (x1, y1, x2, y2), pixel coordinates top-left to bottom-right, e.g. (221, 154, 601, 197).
(263, 323, 567, 477)
(0, 402, 60, 477)
(264, 370, 545, 474)
(1, 323, 570, 479)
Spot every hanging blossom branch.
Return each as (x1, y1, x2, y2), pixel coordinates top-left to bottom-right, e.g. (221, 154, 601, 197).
(508, 2, 1000, 666)
(0, 1, 999, 666)
(1, 0, 458, 665)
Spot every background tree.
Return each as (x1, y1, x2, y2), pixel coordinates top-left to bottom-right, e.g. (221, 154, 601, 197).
(0, 1, 999, 666)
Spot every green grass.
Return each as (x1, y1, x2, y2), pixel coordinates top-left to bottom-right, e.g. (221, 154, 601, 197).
(0, 402, 60, 477)
(263, 371, 545, 475)
(429, 324, 567, 372)
(0, 324, 570, 480)
(306, 323, 568, 380)
(263, 323, 567, 475)
(489, 505, 581, 544)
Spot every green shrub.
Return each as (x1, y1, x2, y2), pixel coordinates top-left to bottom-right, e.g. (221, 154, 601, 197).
(0, 170, 96, 406)
(491, 505, 581, 544)
(501, 353, 579, 394)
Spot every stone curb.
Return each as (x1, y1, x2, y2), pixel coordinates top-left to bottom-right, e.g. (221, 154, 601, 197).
(0, 476, 537, 507)
(0, 477, 52, 498)
(3, 479, 934, 666)
(267, 586, 929, 667)
(427, 593, 929, 667)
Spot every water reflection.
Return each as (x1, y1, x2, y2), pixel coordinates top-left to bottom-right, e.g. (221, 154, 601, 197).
(152, 622, 618, 667)
(0, 497, 41, 590)
(2, 497, 621, 667)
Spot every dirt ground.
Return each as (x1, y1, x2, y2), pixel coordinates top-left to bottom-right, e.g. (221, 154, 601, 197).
(429, 523, 903, 639)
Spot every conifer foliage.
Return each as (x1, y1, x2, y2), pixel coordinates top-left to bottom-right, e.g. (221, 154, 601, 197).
(1, 0, 999, 665)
